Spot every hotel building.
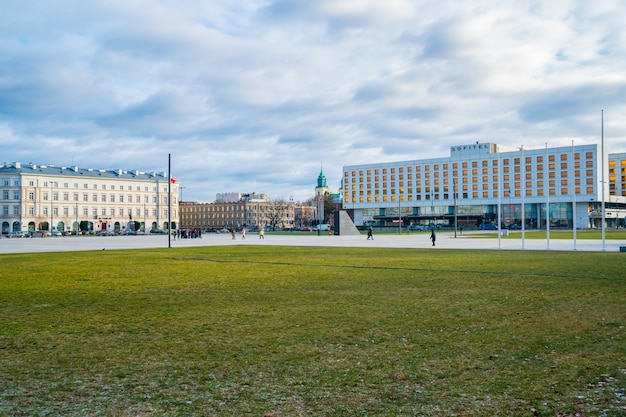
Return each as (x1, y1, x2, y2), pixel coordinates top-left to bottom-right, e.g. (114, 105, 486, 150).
(343, 142, 626, 229)
(0, 162, 179, 235)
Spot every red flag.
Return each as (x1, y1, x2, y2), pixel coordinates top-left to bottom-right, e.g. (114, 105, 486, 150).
(170, 177, 176, 184)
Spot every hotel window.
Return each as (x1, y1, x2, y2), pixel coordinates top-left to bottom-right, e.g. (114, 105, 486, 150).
(586, 152, 593, 159)
(482, 161, 488, 167)
(549, 155, 555, 162)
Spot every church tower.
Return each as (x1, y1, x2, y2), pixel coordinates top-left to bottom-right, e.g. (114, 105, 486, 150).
(314, 166, 329, 223)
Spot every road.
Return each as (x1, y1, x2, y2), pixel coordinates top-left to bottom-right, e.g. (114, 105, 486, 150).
(1, 231, 624, 254)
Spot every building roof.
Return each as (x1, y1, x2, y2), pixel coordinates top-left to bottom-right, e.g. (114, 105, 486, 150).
(0, 162, 169, 181)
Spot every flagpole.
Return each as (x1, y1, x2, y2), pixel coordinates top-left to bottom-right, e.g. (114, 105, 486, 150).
(601, 110, 606, 251)
(546, 143, 550, 250)
(168, 153, 172, 249)
(572, 140, 577, 251)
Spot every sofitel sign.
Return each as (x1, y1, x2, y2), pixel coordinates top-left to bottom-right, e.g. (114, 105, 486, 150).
(450, 143, 492, 154)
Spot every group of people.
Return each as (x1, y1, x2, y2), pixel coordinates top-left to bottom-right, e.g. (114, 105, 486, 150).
(174, 228, 202, 239)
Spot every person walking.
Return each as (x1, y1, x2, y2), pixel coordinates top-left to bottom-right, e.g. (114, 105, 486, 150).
(367, 226, 373, 240)
(259, 229, 264, 239)
(430, 229, 436, 246)
(241, 228, 246, 239)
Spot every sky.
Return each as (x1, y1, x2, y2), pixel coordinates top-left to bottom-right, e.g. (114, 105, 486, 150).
(1, 0, 625, 202)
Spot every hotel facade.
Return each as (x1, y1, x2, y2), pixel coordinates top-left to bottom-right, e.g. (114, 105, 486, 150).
(343, 142, 626, 229)
(0, 162, 179, 235)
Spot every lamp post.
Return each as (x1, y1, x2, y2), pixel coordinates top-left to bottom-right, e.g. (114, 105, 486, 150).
(453, 179, 457, 238)
(398, 188, 402, 235)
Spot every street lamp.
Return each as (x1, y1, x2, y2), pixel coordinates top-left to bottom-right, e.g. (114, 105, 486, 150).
(398, 188, 403, 235)
(453, 179, 457, 238)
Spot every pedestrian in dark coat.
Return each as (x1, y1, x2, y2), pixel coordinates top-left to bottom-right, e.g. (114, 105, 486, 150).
(430, 230, 436, 246)
(367, 227, 373, 240)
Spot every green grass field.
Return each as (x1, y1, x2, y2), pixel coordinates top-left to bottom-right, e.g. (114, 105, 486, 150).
(1, 246, 624, 416)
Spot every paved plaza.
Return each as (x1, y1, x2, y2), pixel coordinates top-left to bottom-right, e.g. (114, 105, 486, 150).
(1, 231, 624, 254)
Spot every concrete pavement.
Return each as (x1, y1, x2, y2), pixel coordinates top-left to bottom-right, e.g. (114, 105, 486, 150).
(1, 231, 625, 254)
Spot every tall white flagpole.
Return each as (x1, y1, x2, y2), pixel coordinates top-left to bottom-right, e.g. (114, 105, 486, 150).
(601, 110, 606, 251)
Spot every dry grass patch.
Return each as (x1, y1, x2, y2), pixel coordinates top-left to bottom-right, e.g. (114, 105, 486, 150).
(1, 246, 624, 416)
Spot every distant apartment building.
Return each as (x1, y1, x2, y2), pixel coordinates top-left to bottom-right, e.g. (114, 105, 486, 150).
(0, 162, 179, 235)
(180, 193, 296, 231)
(343, 142, 626, 229)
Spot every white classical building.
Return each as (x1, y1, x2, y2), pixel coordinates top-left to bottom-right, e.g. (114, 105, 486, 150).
(343, 142, 626, 229)
(0, 162, 179, 235)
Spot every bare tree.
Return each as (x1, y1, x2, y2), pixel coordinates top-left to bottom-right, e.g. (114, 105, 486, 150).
(266, 199, 291, 231)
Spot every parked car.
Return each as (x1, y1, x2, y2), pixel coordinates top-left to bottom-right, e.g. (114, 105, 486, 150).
(299, 227, 311, 232)
(479, 223, 498, 230)
(409, 224, 426, 231)
(7, 231, 27, 238)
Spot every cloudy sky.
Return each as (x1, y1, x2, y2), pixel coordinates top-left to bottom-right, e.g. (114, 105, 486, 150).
(1, 1, 625, 202)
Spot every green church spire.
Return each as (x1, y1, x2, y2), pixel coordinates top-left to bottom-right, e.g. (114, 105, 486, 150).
(317, 165, 327, 188)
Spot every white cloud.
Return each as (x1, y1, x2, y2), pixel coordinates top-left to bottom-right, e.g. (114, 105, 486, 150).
(1, 0, 625, 201)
